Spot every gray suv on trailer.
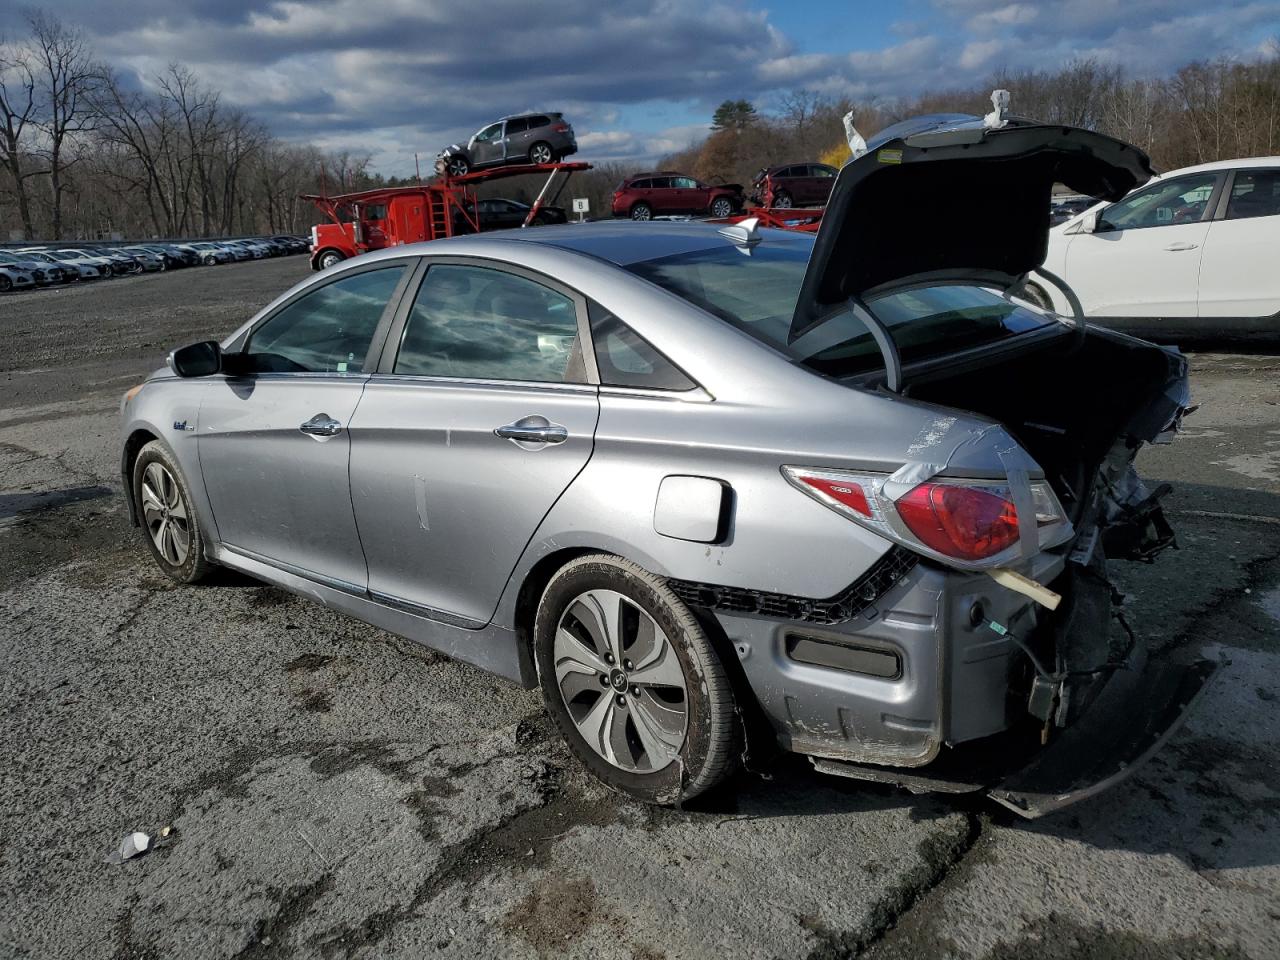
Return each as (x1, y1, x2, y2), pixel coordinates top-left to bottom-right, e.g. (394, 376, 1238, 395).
(121, 112, 1216, 816)
(437, 112, 578, 177)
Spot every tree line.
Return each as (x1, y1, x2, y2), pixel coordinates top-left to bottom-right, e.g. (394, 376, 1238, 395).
(663, 49, 1280, 193)
(0, 11, 401, 241)
(2, 9, 1277, 241)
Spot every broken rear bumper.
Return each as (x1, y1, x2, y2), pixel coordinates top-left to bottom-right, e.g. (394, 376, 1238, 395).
(814, 649, 1219, 818)
(987, 653, 1219, 817)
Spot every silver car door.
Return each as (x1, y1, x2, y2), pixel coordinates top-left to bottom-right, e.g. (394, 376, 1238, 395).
(349, 259, 599, 625)
(198, 261, 412, 589)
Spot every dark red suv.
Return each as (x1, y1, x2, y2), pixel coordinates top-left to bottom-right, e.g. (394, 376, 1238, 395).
(750, 163, 838, 208)
(611, 172, 743, 220)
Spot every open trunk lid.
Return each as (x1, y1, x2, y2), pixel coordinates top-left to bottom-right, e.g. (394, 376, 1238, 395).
(790, 113, 1154, 342)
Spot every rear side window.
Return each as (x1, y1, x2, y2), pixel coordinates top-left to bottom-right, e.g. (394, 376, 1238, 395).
(630, 179, 651, 189)
(246, 266, 406, 374)
(395, 264, 585, 383)
(649, 177, 672, 189)
(526, 115, 550, 129)
(588, 302, 695, 391)
(505, 117, 530, 134)
(1226, 170, 1280, 220)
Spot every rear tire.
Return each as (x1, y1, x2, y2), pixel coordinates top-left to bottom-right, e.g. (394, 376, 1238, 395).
(630, 202, 652, 221)
(132, 440, 213, 584)
(529, 141, 554, 165)
(534, 554, 740, 804)
(772, 190, 793, 209)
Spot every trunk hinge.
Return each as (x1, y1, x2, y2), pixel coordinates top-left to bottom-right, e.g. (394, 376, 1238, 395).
(849, 295, 903, 392)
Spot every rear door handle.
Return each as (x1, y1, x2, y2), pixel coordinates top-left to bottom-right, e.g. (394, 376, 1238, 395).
(1164, 242, 1199, 251)
(299, 413, 342, 437)
(495, 416, 568, 445)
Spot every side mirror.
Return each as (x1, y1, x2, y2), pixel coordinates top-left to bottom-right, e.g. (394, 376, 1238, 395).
(169, 340, 222, 378)
(1066, 208, 1103, 236)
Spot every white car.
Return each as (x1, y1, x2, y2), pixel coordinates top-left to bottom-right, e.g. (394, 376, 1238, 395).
(1028, 157, 1280, 339)
(0, 265, 36, 292)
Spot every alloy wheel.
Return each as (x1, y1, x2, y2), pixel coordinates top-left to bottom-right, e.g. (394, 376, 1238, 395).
(711, 198, 733, 217)
(141, 461, 191, 566)
(530, 142, 553, 165)
(631, 204, 651, 221)
(773, 192, 793, 209)
(447, 156, 469, 177)
(553, 589, 688, 773)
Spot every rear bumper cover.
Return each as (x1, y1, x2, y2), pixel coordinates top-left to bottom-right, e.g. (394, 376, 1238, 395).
(813, 651, 1219, 818)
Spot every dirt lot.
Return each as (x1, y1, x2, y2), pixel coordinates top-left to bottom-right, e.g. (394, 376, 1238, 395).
(1, 259, 1278, 959)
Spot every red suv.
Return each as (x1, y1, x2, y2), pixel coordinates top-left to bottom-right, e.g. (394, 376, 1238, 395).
(612, 172, 743, 220)
(750, 163, 838, 208)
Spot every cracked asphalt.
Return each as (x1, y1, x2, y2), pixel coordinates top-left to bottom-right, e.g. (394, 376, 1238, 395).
(1, 259, 1278, 960)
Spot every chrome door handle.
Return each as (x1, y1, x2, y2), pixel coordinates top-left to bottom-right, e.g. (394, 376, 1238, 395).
(1164, 242, 1199, 251)
(299, 413, 342, 437)
(495, 416, 568, 444)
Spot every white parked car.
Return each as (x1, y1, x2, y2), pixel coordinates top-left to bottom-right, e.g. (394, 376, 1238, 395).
(1027, 157, 1280, 340)
(0, 264, 36, 292)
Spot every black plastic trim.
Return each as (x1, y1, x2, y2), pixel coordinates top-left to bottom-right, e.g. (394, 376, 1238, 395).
(666, 545, 918, 625)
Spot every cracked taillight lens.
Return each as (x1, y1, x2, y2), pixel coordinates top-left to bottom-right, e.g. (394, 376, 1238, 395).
(783, 466, 1070, 568)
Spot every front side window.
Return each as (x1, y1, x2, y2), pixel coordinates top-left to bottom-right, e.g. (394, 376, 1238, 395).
(1099, 173, 1218, 231)
(474, 122, 503, 142)
(629, 242, 1056, 379)
(1225, 170, 1280, 220)
(395, 264, 584, 383)
(245, 266, 405, 374)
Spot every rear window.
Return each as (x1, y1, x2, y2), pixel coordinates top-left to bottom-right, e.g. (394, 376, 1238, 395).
(627, 243, 1057, 378)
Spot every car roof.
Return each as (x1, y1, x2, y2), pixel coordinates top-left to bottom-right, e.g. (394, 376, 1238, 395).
(1156, 156, 1280, 176)
(367, 220, 814, 268)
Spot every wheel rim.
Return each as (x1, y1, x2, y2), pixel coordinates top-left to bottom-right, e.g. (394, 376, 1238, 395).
(320, 253, 340, 269)
(0, 277, 11, 292)
(531, 143, 552, 164)
(141, 462, 191, 566)
(553, 589, 688, 773)
(448, 157, 468, 176)
(632, 205, 650, 221)
(711, 199, 731, 217)
(774, 193, 792, 209)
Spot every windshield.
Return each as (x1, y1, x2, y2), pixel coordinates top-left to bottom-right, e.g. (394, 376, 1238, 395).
(627, 242, 1058, 377)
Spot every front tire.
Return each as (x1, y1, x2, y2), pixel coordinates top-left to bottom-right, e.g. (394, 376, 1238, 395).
(630, 202, 652, 221)
(132, 440, 213, 584)
(534, 554, 740, 804)
(709, 197, 734, 218)
(317, 249, 345, 270)
(529, 141, 554, 165)
(1020, 281, 1055, 312)
(445, 154, 470, 177)
(0, 275, 12, 293)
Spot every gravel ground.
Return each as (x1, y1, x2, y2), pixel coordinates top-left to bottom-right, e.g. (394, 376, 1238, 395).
(1, 259, 1278, 960)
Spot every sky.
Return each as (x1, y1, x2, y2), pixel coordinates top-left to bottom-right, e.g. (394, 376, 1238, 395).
(7, 0, 1280, 174)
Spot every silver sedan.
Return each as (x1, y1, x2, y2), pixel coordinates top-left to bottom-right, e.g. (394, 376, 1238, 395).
(120, 113, 1215, 815)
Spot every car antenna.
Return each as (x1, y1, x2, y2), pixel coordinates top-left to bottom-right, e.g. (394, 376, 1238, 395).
(717, 216, 762, 247)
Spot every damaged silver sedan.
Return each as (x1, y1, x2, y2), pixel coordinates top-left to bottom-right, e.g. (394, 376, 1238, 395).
(120, 111, 1215, 816)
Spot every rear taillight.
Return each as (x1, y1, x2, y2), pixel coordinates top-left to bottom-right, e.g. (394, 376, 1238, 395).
(895, 484, 1019, 561)
(783, 466, 1070, 568)
(552, 123, 569, 133)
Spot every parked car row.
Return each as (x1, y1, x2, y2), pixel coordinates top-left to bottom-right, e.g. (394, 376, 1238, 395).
(0, 236, 308, 292)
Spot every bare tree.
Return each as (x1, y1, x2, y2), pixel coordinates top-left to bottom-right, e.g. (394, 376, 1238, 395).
(27, 10, 103, 238)
(0, 35, 39, 237)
